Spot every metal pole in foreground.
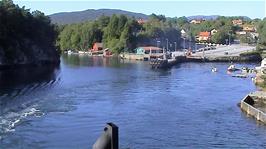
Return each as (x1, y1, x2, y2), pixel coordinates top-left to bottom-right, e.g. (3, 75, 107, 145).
(93, 123, 119, 149)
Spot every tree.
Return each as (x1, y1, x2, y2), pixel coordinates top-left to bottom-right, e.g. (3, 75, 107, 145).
(0, 0, 59, 64)
(257, 19, 266, 51)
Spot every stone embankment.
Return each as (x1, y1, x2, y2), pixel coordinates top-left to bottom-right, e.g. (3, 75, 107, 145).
(240, 91, 266, 124)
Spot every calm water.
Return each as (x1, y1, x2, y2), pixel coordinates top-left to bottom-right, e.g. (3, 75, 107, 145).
(0, 54, 266, 149)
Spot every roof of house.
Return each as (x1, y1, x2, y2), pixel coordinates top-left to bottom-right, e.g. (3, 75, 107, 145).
(199, 32, 211, 37)
(139, 46, 162, 51)
(137, 19, 147, 24)
(232, 19, 242, 22)
(243, 25, 255, 28)
(93, 42, 103, 47)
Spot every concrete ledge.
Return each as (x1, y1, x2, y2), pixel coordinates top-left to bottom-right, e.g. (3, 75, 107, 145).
(240, 95, 266, 123)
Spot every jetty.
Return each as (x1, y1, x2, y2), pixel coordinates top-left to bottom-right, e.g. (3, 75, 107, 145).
(232, 74, 248, 78)
(150, 58, 176, 69)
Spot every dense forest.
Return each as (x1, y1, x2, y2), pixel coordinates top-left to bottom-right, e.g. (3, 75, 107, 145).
(257, 19, 266, 52)
(0, 0, 59, 66)
(57, 13, 266, 53)
(57, 14, 182, 53)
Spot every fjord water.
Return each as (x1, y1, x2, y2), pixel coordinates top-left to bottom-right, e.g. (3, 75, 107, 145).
(1, 54, 266, 148)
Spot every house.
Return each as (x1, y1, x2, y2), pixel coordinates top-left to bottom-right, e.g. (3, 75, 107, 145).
(236, 31, 247, 35)
(136, 47, 163, 55)
(250, 32, 259, 39)
(137, 19, 147, 25)
(103, 48, 113, 57)
(190, 19, 204, 24)
(232, 19, 243, 26)
(181, 29, 187, 37)
(196, 32, 211, 42)
(92, 42, 103, 52)
(243, 25, 256, 32)
(255, 58, 266, 74)
(211, 29, 218, 35)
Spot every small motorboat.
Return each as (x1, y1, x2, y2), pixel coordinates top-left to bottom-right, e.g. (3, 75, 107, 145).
(241, 67, 249, 73)
(211, 67, 218, 72)
(67, 50, 73, 54)
(227, 64, 238, 71)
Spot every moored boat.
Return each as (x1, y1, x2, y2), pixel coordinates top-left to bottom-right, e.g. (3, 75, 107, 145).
(227, 64, 239, 71)
(211, 67, 217, 72)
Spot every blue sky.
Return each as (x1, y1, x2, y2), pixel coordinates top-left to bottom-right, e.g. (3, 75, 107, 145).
(14, 1, 265, 19)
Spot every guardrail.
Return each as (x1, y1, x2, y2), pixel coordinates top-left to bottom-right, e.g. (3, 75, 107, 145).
(240, 95, 266, 123)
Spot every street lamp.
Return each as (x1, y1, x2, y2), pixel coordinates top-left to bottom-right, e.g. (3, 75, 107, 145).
(183, 37, 186, 50)
(157, 40, 161, 48)
(228, 30, 232, 46)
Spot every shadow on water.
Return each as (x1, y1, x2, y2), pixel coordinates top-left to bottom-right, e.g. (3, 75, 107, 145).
(0, 64, 60, 114)
(0, 65, 60, 98)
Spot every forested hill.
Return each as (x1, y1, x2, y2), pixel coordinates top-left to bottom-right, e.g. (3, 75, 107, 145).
(0, 0, 60, 67)
(49, 9, 149, 24)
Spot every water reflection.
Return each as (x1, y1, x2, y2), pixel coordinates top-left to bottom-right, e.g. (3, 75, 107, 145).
(61, 54, 122, 68)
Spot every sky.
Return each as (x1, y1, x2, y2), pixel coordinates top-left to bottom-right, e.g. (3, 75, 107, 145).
(14, 0, 266, 19)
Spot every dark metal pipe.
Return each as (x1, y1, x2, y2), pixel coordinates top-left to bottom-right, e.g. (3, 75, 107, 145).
(93, 123, 118, 149)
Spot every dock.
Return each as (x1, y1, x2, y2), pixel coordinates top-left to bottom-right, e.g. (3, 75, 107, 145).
(150, 59, 176, 69)
(232, 74, 248, 78)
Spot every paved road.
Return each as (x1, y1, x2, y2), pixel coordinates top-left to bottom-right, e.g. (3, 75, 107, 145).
(192, 44, 256, 58)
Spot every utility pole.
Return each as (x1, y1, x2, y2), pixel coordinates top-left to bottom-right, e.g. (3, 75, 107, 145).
(184, 38, 186, 50)
(228, 30, 232, 45)
(166, 38, 169, 51)
(174, 42, 177, 51)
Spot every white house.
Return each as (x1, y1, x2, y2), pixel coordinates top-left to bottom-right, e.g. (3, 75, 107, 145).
(256, 58, 266, 74)
(211, 29, 218, 35)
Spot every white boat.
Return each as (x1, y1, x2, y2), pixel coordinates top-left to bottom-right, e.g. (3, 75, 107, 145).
(227, 64, 237, 71)
(241, 67, 249, 73)
(78, 51, 85, 54)
(67, 50, 73, 54)
(211, 67, 217, 72)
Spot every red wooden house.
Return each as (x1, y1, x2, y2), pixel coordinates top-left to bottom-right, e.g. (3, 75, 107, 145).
(91, 42, 103, 52)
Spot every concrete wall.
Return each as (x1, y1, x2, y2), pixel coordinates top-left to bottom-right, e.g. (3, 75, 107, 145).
(241, 95, 266, 123)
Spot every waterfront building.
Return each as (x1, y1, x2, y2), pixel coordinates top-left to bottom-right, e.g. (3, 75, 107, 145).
(256, 58, 266, 74)
(136, 46, 163, 55)
(91, 42, 103, 52)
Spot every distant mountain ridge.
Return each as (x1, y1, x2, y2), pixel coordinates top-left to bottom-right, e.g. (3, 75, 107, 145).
(49, 9, 149, 24)
(49, 9, 252, 25)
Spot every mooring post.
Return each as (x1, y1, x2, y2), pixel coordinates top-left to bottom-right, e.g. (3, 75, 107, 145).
(92, 123, 119, 149)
